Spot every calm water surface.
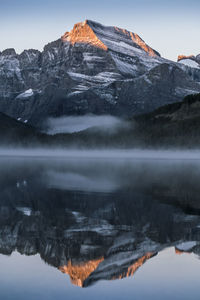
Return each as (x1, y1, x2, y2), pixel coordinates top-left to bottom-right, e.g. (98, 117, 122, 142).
(0, 152, 200, 299)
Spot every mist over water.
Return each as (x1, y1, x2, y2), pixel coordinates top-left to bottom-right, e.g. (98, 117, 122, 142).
(44, 115, 130, 134)
(1, 150, 200, 195)
(1, 148, 200, 160)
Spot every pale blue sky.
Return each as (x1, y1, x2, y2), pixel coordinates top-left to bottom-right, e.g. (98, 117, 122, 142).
(1, 0, 200, 60)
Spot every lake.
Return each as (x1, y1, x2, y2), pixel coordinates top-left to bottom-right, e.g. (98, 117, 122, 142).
(0, 150, 200, 299)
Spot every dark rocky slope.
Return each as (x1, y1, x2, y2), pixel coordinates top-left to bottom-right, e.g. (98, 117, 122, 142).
(0, 112, 43, 145)
(133, 93, 200, 147)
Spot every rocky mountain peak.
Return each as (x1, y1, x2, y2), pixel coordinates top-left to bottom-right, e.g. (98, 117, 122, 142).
(196, 54, 200, 63)
(61, 20, 108, 50)
(178, 54, 195, 61)
(177, 54, 200, 68)
(1, 48, 16, 56)
(59, 257, 104, 287)
(61, 20, 160, 57)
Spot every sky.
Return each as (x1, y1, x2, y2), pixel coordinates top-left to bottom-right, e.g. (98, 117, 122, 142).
(1, 0, 200, 61)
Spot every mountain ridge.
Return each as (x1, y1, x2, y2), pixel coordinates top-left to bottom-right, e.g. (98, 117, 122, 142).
(0, 20, 200, 127)
(61, 19, 160, 57)
(177, 54, 200, 68)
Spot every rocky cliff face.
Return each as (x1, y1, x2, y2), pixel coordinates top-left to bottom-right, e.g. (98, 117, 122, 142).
(1, 20, 200, 127)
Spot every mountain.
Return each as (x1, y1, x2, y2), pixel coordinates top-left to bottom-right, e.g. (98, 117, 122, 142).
(178, 54, 200, 68)
(1, 20, 200, 127)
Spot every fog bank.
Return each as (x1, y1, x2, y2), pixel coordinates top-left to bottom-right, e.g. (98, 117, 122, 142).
(44, 115, 130, 135)
(1, 148, 200, 160)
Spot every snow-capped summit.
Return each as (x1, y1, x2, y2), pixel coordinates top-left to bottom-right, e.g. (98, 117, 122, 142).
(178, 54, 200, 69)
(62, 20, 160, 57)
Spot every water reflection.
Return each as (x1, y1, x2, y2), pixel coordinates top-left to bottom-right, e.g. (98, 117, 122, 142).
(0, 155, 200, 292)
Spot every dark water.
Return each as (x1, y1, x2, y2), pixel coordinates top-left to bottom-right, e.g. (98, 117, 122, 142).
(0, 152, 200, 299)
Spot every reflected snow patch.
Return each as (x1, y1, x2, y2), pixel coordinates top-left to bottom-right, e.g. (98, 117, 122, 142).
(16, 207, 32, 216)
(46, 171, 118, 192)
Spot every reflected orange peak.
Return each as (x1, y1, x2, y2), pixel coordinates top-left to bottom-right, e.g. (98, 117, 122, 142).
(59, 257, 104, 287)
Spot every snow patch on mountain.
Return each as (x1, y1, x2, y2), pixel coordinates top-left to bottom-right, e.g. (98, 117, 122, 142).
(16, 89, 34, 99)
(179, 59, 200, 69)
(67, 71, 121, 86)
(83, 53, 105, 62)
(175, 87, 200, 97)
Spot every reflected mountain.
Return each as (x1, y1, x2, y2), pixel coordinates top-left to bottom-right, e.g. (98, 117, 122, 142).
(59, 257, 104, 287)
(0, 156, 200, 287)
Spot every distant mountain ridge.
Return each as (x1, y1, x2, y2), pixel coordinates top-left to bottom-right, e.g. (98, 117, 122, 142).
(178, 54, 200, 68)
(0, 20, 200, 127)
